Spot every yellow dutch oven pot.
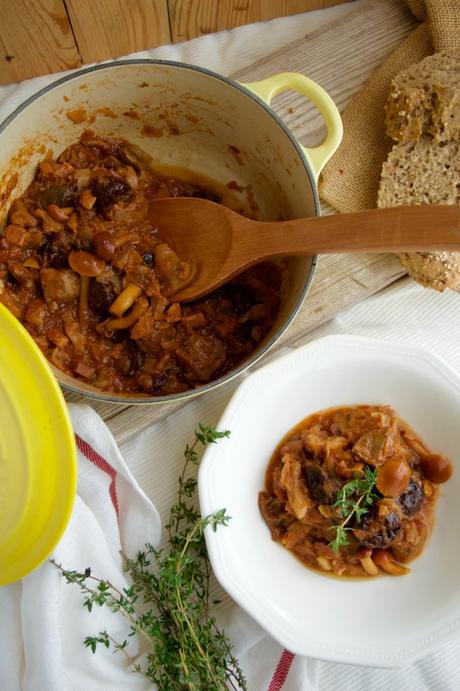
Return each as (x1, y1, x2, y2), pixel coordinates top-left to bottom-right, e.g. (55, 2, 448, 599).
(0, 61, 342, 406)
(0, 303, 77, 585)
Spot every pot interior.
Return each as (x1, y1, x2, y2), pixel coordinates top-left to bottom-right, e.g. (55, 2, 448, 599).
(0, 62, 316, 401)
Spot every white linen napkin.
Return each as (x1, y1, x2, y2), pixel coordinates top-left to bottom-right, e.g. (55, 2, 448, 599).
(0, 403, 159, 691)
(0, 401, 308, 691)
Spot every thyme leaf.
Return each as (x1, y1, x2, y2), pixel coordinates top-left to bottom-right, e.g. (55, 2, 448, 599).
(329, 466, 378, 555)
(53, 424, 246, 690)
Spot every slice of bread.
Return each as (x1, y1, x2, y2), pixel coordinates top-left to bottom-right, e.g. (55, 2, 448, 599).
(378, 136, 460, 292)
(385, 51, 460, 144)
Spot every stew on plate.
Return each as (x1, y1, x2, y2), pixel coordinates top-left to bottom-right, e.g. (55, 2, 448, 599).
(259, 405, 452, 578)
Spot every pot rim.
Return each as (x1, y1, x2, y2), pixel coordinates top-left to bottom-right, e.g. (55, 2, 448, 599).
(0, 58, 319, 405)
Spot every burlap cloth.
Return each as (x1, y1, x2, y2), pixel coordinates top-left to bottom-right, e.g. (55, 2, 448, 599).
(319, 0, 460, 213)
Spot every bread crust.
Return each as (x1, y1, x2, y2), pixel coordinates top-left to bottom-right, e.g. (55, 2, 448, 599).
(385, 51, 460, 144)
(378, 136, 460, 292)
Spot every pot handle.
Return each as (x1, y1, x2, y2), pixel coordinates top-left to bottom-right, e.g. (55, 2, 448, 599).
(241, 72, 343, 182)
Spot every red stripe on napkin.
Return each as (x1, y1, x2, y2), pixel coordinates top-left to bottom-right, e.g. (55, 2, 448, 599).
(267, 649, 295, 691)
(75, 434, 119, 516)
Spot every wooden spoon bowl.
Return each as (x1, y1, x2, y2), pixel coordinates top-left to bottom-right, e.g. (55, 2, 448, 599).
(148, 198, 460, 302)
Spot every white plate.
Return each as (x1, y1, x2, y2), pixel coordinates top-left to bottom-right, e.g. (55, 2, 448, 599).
(199, 335, 460, 667)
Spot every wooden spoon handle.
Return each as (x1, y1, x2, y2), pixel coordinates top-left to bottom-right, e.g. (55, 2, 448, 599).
(244, 205, 460, 258)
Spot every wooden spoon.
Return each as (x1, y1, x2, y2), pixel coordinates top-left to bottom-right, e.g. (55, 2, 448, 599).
(148, 198, 460, 302)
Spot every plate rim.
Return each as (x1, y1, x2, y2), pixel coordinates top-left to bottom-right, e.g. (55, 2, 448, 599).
(199, 334, 460, 667)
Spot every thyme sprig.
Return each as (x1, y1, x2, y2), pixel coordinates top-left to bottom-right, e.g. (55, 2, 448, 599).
(54, 423, 247, 690)
(329, 466, 379, 554)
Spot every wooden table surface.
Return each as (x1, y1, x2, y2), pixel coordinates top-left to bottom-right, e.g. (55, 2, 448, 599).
(64, 0, 417, 443)
(0, 0, 350, 84)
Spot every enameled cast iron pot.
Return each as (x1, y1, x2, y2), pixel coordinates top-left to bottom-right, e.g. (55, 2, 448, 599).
(0, 60, 342, 404)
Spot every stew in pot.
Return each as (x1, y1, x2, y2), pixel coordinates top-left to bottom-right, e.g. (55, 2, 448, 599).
(0, 131, 281, 396)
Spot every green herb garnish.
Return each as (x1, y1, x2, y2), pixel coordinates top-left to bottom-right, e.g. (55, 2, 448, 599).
(53, 423, 247, 691)
(329, 466, 378, 555)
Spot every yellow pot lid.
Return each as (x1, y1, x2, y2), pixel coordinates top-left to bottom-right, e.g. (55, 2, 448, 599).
(0, 303, 77, 585)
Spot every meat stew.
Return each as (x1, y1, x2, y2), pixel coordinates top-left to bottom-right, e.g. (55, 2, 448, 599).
(259, 405, 452, 578)
(0, 131, 281, 396)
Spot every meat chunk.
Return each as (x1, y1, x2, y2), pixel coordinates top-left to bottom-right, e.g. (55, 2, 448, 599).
(279, 453, 313, 520)
(391, 518, 427, 563)
(8, 263, 35, 291)
(24, 299, 47, 328)
(258, 492, 295, 540)
(333, 407, 393, 443)
(176, 334, 226, 382)
(324, 436, 349, 471)
(127, 263, 159, 296)
(40, 268, 80, 303)
(282, 522, 313, 551)
(352, 427, 408, 466)
(130, 308, 164, 347)
(0, 287, 25, 319)
(302, 425, 327, 456)
(280, 439, 303, 457)
(5, 224, 32, 247)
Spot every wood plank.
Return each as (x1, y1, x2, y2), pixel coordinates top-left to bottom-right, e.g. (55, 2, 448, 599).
(232, 0, 417, 147)
(168, 0, 349, 42)
(64, 0, 414, 442)
(0, 0, 81, 85)
(64, 0, 171, 64)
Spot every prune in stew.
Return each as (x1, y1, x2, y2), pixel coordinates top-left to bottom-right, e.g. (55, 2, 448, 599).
(89, 278, 117, 316)
(126, 340, 147, 375)
(92, 175, 131, 210)
(111, 328, 130, 344)
(143, 252, 154, 266)
(218, 283, 254, 313)
(398, 477, 424, 516)
(357, 505, 401, 548)
(385, 511, 402, 532)
(151, 371, 167, 390)
(304, 463, 332, 504)
(234, 322, 254, 343)
(5, 271, 19, 290)
(358, 528, 400, 549)
(39, 232, 73, 269)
